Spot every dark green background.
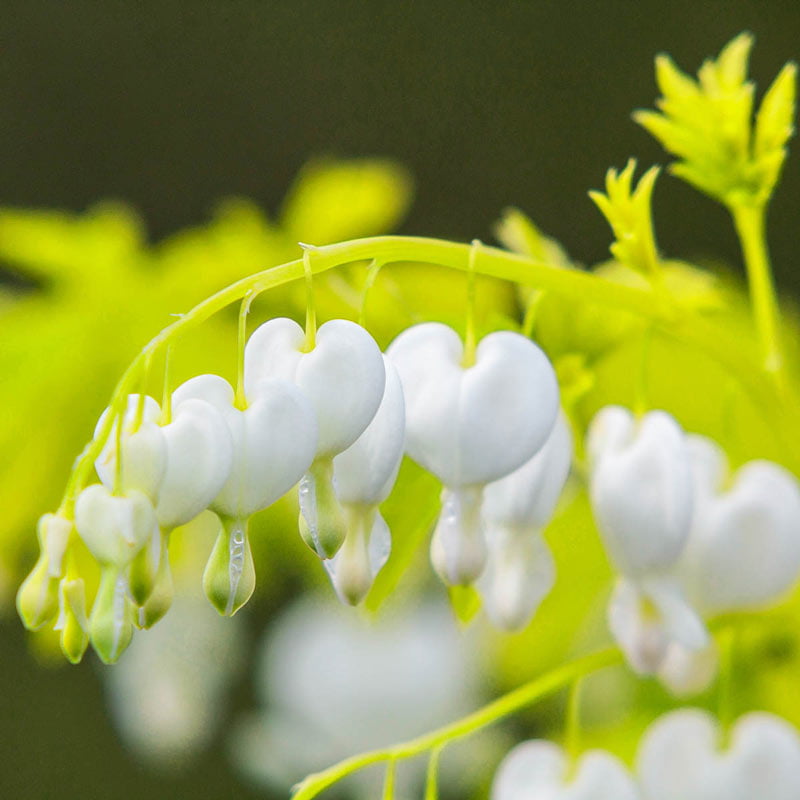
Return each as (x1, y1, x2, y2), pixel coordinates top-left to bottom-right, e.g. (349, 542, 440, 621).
(1, 2, 799, 798)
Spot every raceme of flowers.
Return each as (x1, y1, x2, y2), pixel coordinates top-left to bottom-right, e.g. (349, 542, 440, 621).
(588, 405, 800, 694)
(16, 317, 569, 663)
(491, 708, 800, 800)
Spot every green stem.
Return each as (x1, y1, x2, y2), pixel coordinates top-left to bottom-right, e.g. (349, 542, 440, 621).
(731, 203, 783, 376)
(462, 240, 479, 367)
(57, 233, 794, 515)
(291, 646, 622, 800)
(302, 245, 317, 352)
(235, 291, 256, 410)
(564, 676, 584, 763)
(359, 259, 384, 328)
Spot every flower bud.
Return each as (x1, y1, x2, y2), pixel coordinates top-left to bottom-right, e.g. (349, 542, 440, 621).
(388, 323, 559, 585)
(679, 436, 800, 614)
(74, 485, 157, 568)
(56, 578, 90, 664)
(90, 567, 135, 664)
(298, 458, 348, 559)
(492, 740, 640, 800)
(637, 710, 800, 799)
(203, 516, 256, 617)
(589, 407, 694, 577)
(134, 534, 174, 629)
(16, 513, 73, 631)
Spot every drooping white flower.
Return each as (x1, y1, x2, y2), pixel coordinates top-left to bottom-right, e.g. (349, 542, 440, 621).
(588, 406, 707, 673)
(680, 435, 800, 615)
(388, 322, 559, 585)
(637, 709, 800, 800)
(491, 740, 641, 800)
(325, 356, 405, 605)
(658, 436, 800, 695)
(244, 317, 386, 558)
(588, 406, 694, 578)
(172, 373, 317, 615)
(74, 483, 159, 662)
(477, 412, 572, 630)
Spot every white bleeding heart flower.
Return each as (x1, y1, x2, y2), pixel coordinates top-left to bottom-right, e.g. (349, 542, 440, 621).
(679, 435, 800, 615)
(74, 484, 158, 568)
(388, 322, 559, 585)
(173, 374, 317, 521)
(325, 357, 405, 605)
(95, 393, 234, 531)
(477, 412, 572, 630)
(608, 576, 708, 675)
(637, 709, 800, 800)
(588, 406, 694, 578)
(244, 317, 385, 558)
(492, 740, 641, 800)
(173, 374, 317, 615)
(244, 317, 385, 458)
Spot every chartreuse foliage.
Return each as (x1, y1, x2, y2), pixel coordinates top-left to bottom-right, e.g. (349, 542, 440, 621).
(11, 32, 800, 799)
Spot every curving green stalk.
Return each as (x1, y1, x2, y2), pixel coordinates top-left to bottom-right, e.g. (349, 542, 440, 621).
(58, 234, 796, 517)
(291, 646, 623, 800)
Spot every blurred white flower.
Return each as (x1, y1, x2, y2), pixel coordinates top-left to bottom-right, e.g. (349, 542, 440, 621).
(104, 579, 246, 769)
(229, 595, 483, 797)
(491, 739, 640, 800)
(637, 709, 800, 800)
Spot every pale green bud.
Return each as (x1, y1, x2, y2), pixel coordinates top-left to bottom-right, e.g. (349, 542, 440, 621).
(203, 516, 255, 616)
(298, 457, 347, 559)
(90, 568, 134, 664)
(57, 578, 89, 664)
(135, 536, 174, 629)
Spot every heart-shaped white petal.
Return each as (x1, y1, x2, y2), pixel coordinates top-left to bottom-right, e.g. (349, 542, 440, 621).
(173, 374, 317, 519)
(589, 407, 694, 577)
(333, 356, 405, 506)
(95, 395, 166, 499)
(244, 317, 385, 458)
(387, 322, 559, 487)
(608, 576, 708, 674)
(637, 710, 800, 800)
(492, 740, 641, 800)
(74, 484, 158, 567)
(155, 397, 234, 529)
(680, 441, 800, 614)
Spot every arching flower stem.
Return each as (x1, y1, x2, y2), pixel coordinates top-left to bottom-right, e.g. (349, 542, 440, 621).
(57, 234, 796, 518)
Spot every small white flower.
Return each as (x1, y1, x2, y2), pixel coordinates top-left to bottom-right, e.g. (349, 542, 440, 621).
(244, 317, 386, 558)
(325, 356, 405, 605)
(96, 393, 234, 531)
(244, 317, 386, 458)
(74, 484, 158, 568)
(388, 322, 559, 585)
(173, 374, 317, 615)
(679, 435, 800, 615)
(588, 406, 694, 578)
(492, 740, 640, 800)
(637, 709, 800, 800)
(172, 374, 317, 520)
(477, 413, 572, 630)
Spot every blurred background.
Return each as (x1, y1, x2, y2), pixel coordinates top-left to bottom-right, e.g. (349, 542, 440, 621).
(1, 2, 800, 798)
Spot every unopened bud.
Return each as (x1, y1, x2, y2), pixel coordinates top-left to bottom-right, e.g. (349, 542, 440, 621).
(298, 458, 347, 559)
(90, 568, 134, 664)
(203, 516, 255, 616)
(136, 537, 174, 629)
(57, 578, 89, 664)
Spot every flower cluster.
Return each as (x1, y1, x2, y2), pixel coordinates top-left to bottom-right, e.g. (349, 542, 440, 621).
(588, 405, 800, 693)
(17, 315, 571, 662)
(492, 708, 800, 799)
